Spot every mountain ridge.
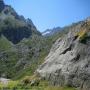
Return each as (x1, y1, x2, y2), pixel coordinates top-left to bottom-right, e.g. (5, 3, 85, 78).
(42, 27, 61, 36)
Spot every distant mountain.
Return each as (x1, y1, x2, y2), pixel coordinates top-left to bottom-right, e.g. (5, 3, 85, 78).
(42, 27, 62, 36)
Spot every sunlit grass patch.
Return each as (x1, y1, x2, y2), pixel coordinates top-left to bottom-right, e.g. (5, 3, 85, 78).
(43, 86, 76, 90)
(7, 81, 19, 89)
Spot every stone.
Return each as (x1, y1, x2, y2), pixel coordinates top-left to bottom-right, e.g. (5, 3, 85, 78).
(37, 20, 90, 90)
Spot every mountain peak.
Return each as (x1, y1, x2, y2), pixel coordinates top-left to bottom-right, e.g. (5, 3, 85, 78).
(0, 0, 5, 12)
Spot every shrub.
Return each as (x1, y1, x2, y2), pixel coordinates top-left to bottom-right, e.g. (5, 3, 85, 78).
(76, 29, 88, 43)
(21, 76, 31, 85)
(78, 30, 87, 39)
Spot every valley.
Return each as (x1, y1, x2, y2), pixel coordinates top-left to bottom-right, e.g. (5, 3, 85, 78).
(0, 0, 90, 90)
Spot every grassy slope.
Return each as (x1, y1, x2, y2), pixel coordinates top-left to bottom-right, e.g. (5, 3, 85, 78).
(13, 35, 51, 79)
(0, 35, 19, 78)
(0, 35, 12, 50)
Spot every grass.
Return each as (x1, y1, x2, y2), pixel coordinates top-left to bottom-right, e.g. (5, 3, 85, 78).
(75, 20, 90, 43)
(0, 75, 76, 90)
(77, 29, 87, 40)
(7, 81, 19, 89)
(0, 80, 76, 90)
(75, 29, 88, 43)
(44, 86, 76, 90)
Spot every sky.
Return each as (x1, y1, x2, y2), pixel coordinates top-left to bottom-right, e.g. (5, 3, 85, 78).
(4, 0, 90, 32)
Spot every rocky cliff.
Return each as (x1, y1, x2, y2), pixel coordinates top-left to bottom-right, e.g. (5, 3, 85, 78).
(37, 19, 90, 90)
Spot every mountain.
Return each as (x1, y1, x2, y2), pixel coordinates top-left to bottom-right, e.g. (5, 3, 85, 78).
(0, 0, 41, 44)
(0, 0, 5, 12)
(0, 0, 63, 80)
(0, 0, 83, 80)
(0, 0, 90, 90)
(42, 27, 61, 36)
(37, 19, 90, 90)
(0, 0, 50, 79)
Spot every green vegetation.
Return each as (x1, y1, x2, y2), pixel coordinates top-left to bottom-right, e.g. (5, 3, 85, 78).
(77, 30, 87, 40)
(75, 20, 90, 43)
(0, 35, 50, 79)
(3, 17, 26, 28)
(0, 83, 76, 90)
(75, 29, 89, 43)
(0, 35, 12, 50)
(0, 77, 76, 90)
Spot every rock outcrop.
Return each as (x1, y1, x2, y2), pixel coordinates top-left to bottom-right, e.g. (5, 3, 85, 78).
(37, 19, 90, 90)
(0, 78, 10, 85)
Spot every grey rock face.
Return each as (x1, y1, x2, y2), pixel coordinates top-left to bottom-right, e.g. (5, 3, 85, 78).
(37, 20, 90, 90)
